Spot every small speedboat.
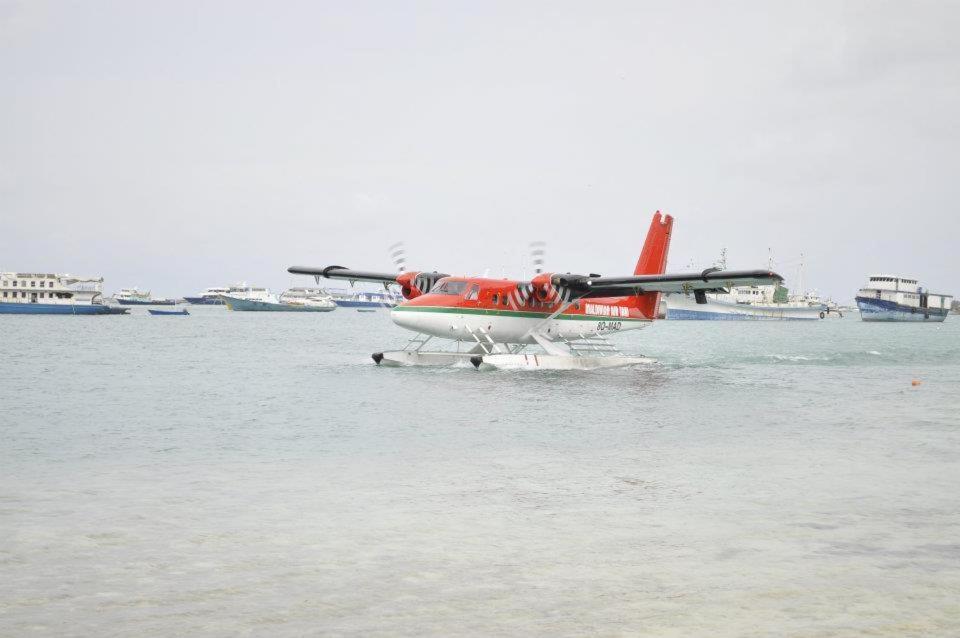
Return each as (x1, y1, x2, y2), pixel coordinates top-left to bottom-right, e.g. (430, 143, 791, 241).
(148, 308, 190, 316)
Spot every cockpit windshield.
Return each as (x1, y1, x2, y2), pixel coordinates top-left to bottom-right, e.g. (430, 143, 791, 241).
(430, 280, 468, 296)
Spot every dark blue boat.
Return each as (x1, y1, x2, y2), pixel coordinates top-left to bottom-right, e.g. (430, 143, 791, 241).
(0, 301, 128, 315)
(148, 308, 190, 316)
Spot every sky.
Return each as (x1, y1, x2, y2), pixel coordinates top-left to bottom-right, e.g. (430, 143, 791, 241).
(1, 0, 958, 301)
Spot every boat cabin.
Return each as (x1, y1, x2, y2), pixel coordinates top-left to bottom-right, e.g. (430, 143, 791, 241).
(858, 274, 952, 311)
(864, 275, 920, 294)
(0, 272, 104, 306)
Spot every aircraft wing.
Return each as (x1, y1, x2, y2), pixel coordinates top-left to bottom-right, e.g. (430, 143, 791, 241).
(287, 265, 399, 284)
(551, 269, 783, 298)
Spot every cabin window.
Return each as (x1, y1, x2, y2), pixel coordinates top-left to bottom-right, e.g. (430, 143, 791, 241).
(39, 293, 44, 299)
(39, 281, 44, 288)
(30, 281, 35, 287)
(464, 284, 480, 301)
(2, 292, 6, 298)
(430, 280, 467, 296)
(491, 293, 499, 304)
(12, 281, 16, 287)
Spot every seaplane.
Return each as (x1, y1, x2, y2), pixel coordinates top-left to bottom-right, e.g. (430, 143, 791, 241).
(289, 212, 783, 370)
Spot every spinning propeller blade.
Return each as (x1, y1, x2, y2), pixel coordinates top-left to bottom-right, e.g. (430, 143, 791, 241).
(389, 242, 406, 274)
(530, 241, 546, 275)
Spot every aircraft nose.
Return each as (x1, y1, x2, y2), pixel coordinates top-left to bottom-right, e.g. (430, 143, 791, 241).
(390, 307, 417, 331)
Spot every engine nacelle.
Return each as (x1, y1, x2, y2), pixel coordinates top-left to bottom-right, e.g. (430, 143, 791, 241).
(396, 271, 424, 300)
(396, 271, 451, 299)
(530, 273, 557, 302)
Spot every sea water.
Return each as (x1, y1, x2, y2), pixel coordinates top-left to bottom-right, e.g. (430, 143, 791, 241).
(2, 308, 959, 636)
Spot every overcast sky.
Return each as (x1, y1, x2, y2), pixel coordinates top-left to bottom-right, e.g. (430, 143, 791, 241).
(2, 0, 957, 300)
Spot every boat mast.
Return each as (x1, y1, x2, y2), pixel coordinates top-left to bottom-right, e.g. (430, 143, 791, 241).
(798, 253, 805, 296)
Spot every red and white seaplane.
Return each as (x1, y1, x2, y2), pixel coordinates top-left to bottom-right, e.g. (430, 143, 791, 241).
(289, 212, 782, 370)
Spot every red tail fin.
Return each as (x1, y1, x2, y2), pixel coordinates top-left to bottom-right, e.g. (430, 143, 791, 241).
(633, 211, 674, 319)
(634, 211, 673, 275)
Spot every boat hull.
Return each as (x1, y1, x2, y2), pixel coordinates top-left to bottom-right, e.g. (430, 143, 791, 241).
(333, 299, 396, 308)
(665, 295, 826, 320)
(856, 297, 949, 322)
(0, 302, 128, 315)
(223, 297, 335, 312)
(148, 309, 190, 316)
(183, 296, 223, 305)
(116, 299, 176, 306)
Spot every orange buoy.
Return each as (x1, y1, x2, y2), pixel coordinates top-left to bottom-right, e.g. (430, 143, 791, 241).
(911, 379, 922, 386)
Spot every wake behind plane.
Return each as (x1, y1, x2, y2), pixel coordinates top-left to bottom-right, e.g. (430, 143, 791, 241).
(289, 212, 782, 370)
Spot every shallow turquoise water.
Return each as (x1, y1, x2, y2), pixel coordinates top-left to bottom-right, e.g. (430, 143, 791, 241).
(2, 309, 959, 636)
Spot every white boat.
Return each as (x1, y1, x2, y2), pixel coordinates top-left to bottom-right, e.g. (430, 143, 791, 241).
(328, 289, 402, 308)
(183, 286, 230, 305)
(791, 291, 846, 318)
(664, 249, 830, 320)
(114, 287, 176, 306)
(665, 285, 829, 320)
(222, 290, 336, 312)
(279, 287, 336, 310)
(1, 272, 128, 315)
(855, 275, 951, 322)
(217, 284, 274, 303)
(218, 284, 336, 311)
(280, 287, 331, 301)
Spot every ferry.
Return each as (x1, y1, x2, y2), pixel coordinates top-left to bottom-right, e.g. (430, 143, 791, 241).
(114, 287, 176, 306)
(0, 272, 129, 315)
(183, 286, 229, 305)
(329, 289, 402, 309)
(856, 275, 952, 322)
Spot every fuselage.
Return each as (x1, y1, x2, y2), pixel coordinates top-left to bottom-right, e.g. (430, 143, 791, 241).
(390, 277, 653, 343)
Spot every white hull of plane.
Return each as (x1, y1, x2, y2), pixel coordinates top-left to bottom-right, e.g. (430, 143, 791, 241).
(390, 306, 649, 344)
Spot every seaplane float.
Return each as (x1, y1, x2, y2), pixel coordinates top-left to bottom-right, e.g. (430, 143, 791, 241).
(289, 212, 782, 371)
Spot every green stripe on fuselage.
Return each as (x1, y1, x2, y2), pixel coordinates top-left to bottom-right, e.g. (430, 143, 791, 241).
(392, 305, 649, 322)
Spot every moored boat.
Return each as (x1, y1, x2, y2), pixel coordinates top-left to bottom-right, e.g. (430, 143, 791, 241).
(221, 289, 336, 312)
(328, 289, 402, 308)
(1, 272, 129, 315)
(115, 287, 176, 305)
(663, 249, 829, 320)
(665, 285, 828, 320)
(148, 308, 190, 316)
(183, 286, 229, 305)
(856, 275, 951, 322)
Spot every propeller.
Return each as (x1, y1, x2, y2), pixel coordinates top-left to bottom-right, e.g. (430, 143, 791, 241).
(389, 242, 407, 273)
(505, 240, 577, 310)
(530, 241, 546, 274)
